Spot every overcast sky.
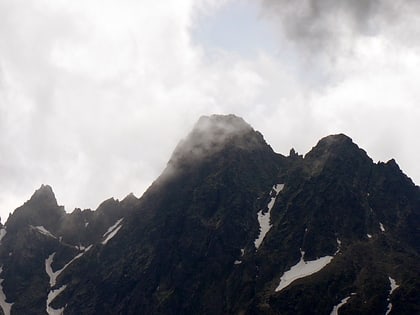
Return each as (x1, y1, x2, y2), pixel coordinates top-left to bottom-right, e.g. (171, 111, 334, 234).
(1, 0, 419, 220)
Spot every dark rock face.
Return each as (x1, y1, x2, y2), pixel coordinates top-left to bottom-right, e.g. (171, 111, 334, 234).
(0, 115, 418, 315)
(0, 186, 137, 314)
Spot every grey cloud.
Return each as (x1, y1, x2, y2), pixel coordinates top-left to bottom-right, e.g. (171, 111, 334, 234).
(259, 0, 420, 52)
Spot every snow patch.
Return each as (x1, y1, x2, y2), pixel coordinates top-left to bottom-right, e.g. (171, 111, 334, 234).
(0, 228, 6, 243)
(46, 285, 67, 315)
(367, 234, 372, 239)
(379, 222, 386, 232)
(0, 267, 13, 315)
(275, 250, 333, 292)
(240, 248, 245, 256)
(31, 226, 56, 239)
(389, 277, 399, 294)
(102, 218, 124, 245)
(330, 295, 352, 315)
(385, 277, 399, 315)
(254, 184, 284, 249)
(234, 260, 242, 265)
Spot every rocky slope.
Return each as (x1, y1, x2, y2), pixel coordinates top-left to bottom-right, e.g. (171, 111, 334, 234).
(0, 114, 418, 315)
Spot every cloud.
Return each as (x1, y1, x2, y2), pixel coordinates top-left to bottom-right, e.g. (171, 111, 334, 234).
(0, 0, 277, 217)
(0, 0, 203, 215)
(259, 0, 420, 53)
(0, 0, 419, 222)
(168, 114, 257, 166)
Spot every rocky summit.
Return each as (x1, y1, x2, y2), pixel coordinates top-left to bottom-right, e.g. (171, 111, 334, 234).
(0, 114, 418, 315)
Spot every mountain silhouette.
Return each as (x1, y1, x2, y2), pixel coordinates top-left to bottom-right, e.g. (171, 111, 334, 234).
(0, 114, 418, 315)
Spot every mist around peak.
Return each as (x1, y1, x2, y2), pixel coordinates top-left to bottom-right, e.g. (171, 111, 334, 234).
(165, 114, 270, 172)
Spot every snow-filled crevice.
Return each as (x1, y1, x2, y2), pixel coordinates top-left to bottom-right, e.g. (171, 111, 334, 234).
(30, 225, 57, 239)
(275, 236, 343, 292)
(45, 245, 93, 314)
(102, 218, 124, 245)
(335, 238, 342, 255)
(254, 184, 284, 249)
(234, 248, 245, 265)
(46, 246, 93, 287)
(275, 250, 333, 292)
(385, 276, 399, 315)
(330, 295, 353, 315)
(379, 222, 386, 232)
(0, 267, 13, 315)
(46, 285, 67, 315)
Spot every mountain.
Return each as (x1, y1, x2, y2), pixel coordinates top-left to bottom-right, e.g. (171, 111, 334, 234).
(0, 114, 418, 315)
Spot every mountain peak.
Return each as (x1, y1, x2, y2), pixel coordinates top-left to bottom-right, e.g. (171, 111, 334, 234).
(305, 133, 367, 160)
(319, 133, 352, 143)
(191, 114, 255, 145)
(312, 133, 353, 150)
(5, 184, 63, 233)
(303, 133, 372, 178)
(195, 114, 252, 131)
(167, 114, 269, 169)
(29, 184, 57, 206)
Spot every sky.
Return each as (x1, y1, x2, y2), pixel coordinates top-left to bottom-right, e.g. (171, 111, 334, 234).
(1, 0, 419, 220)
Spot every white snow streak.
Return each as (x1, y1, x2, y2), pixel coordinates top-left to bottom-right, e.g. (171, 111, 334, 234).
(335, 238, 342, 255)
(31, 226, 56, 239)
(389, 277, 399, 295)
(330, 296, 351, 315)
(275, 250, 333, 292)
(0, 229, 6, 243)
(385, 277, 399, 315)
(234, 248, 245, 265)
(380, 223, 386, 232)
(254, 184, 284, 249)
(102, 218, 124, 245)
(45, 253, 57, 287)
(46, 285, 67, 315)
(45, 246, 92, 287)
(367, 234, 372, 238)
(45, 246, 93, 315)
(0, 267, 13, 315)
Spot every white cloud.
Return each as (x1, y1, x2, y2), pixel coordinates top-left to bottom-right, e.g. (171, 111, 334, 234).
(0, 0, 419, 220)
(0, 0, 202, 215)
(0, 0, 272, 216)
